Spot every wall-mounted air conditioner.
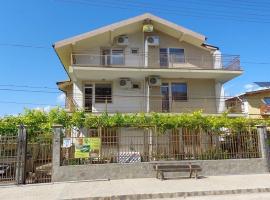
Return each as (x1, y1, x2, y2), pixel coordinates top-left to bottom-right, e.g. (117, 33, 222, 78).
(146, 36, 159, 46)
(117, 35, 129, 46)
(119, 78, 132, 89)
(148, 76, 161, 86)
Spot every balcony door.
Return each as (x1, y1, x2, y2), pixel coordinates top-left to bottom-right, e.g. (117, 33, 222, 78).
(84, 85, 93, 112)
(101, 48, 124, 66)
(161, 83, 170, 112)
(160, 48, 185, 68)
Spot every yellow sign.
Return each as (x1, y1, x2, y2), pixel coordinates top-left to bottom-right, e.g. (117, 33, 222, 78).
(89, 137, 101, 151)
(143, 24, 153, 32)
(74, 137, 101, 158)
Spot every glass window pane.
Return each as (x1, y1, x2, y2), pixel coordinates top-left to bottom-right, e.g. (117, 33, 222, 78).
(95, 84, 112, 103)
(171, 83, 187, 101)
(159, 48, 168, 67)
(169, 48, 185, 63)
(111, 49, 124, 65)
(264, 97, 270, 105)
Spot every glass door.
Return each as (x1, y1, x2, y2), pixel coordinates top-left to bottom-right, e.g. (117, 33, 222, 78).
(84, 85, 93, 112)
(161, 83, 170, 112)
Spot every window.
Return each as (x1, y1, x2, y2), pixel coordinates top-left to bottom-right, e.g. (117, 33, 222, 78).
(159, 48, 185, 67)
(111, 49, 124, 65)
(263, 97, 270, 105)
(101, 49, 124, 65)
(169, 48, 185, 63)
(95, 84, 112, 103)
(171, 83, 187, 101)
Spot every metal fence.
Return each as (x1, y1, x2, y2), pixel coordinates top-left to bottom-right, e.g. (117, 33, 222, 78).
(60, 127, 261, 166)
(0, 130, 52, 185)
(0, 135, 18, 184)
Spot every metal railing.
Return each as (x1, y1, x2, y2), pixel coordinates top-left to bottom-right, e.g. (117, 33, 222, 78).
(71, 53, 241, 71)
(66, 94, 219, 114)
(60, 127, 260, 166)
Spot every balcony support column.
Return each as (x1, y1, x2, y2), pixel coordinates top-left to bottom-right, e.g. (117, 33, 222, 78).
(215, 81, 225, 113)
(213, 50, 222, 69)
(73, 81, 83, 109)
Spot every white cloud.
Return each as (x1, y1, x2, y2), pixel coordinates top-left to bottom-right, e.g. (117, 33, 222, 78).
(34, 106, 53, 113)
(57, 93, 66, 104)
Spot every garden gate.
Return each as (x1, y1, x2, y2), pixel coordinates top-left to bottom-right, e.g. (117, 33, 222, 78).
(0, 126, 52, 184)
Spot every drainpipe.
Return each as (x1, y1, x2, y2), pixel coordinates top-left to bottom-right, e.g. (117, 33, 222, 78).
(144, 37, 148, 68)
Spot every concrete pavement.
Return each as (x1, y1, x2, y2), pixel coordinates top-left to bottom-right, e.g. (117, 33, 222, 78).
(1, 174, 270, 200)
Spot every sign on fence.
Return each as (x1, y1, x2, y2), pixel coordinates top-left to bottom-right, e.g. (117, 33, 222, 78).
(74, 137, 101, 158)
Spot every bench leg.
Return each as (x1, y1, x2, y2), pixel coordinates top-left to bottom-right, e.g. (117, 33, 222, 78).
(156, 170, 159, 179)
(195, 170, 198, 179)
(189, 170, 193, 178)
(161, 172, 164, 181)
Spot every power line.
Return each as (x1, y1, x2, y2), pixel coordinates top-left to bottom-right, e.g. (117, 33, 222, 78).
(1, 87, 270, 100)
(0, 100, 64, 107)
(0, 43, 50, 49)
(54, 0, 270, 23)
(118, 0, 270, 18)
(0, 84, 58, 90)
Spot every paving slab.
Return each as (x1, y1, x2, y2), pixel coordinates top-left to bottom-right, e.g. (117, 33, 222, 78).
(1, 174, 270, 200)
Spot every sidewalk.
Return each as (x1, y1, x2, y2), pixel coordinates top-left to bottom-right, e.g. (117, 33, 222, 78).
(1, 174, 270, 200)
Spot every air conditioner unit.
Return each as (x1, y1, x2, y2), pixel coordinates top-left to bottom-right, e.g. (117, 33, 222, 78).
(119, 78, 132, 89)
(146, 36, 159, 46)
(148, 76, 161, 86)
(117, 35, 129, 46)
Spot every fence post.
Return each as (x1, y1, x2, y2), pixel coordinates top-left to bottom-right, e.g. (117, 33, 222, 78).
(15, 125, 27, 184)
(257, 125, 270, 169)
(52, 124, 63, 182)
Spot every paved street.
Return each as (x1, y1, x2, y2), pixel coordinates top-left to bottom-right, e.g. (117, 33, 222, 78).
(1, 174, 270, 200)
(151, 192, 270, 200)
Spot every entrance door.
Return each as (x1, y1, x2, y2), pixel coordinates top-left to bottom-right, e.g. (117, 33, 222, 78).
(84, 85, 93, 112)
(161, 83, 170, 112)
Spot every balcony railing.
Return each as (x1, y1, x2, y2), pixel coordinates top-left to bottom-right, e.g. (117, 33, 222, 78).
(71, 53, 241, 71)
(260, 105, 270, 115)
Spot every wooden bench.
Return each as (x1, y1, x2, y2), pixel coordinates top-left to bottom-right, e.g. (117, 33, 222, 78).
(153, 163, 202, 180)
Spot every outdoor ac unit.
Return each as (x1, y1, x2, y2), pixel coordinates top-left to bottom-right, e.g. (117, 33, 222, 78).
(117, 35, 129, 46)
(119, 78, 132, 89)
(148, 76, 161, 86)
(146, 36, 159, 46)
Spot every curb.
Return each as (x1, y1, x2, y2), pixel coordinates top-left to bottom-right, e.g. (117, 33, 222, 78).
(69, 187, 270, 200)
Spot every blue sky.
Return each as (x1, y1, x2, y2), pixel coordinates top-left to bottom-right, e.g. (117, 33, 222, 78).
(0, 0, 269, 116)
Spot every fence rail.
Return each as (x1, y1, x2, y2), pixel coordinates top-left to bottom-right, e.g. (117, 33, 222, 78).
(60, 127, 260, 166)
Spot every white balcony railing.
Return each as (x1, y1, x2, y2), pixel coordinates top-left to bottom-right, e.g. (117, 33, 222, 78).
(71, 53, 241, 71)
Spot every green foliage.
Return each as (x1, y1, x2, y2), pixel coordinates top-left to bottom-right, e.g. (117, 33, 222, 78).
(0, 109, 269, 138)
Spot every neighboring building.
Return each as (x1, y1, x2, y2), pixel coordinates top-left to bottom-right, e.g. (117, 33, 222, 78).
(226, 88, 270, 118)
(54, 13, 242, 114)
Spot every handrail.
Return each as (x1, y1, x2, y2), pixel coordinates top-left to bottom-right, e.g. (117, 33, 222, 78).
(70, 53, 241, 71)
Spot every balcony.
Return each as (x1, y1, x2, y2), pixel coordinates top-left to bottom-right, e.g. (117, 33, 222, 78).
(260, 105, 270, 115)
(71, 53, 241, 71)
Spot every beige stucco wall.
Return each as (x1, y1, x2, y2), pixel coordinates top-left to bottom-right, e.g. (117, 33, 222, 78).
(72, 29, 213, 69)
(247, 92, 270, 119)
(150, 78, 217, 114)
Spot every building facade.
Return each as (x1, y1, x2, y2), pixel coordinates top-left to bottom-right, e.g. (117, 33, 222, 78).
(54, 13, 242, 114)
